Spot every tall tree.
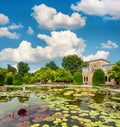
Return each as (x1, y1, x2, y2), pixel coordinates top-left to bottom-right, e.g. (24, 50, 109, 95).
(62, 54, 83, 74)
(92, 69, 105, 86)
(17, 62, 30, 76)
(0, 68, 7, 86)
(23, 73, 33, 84)
(108, 61, 120, 84)
(34, 67, 55, 83)
(7, 64, 17, 74)
(55, 68, 72, 82)
(45, 61, 58, 70)
(5, 72, 13, 85)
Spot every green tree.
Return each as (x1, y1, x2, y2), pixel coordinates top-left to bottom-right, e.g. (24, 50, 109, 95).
(13, 73, 23, 85)
(45, 61, 58, 70)
(108, 61, 120, 84)
(34, 67, 55, 83)
(23, 73, 33, 84)
(73, 72, 83, 85)
(92, 69, 105, 86)
(55, 68, 72, 82)
(7, 64, 17, 74)
(62, 54, 83, 74)
(5, 72, 13, 85)
(0, 68, 7, 86)
(17, 62, 30, 76)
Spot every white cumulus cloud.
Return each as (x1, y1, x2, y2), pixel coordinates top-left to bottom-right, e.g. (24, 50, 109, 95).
(27, 26, 34, 35)
(31, 4, 86, 29)
(83, 50, 109, 61)
(101, 40, 118, 49)
(0, 27, 19, 39)
(0, 30, 86, 63)
(8, 23, 23, 29)
(37, 30, 86, 58)
(0, 13, 9, 25)
(71, 0, 120, 20)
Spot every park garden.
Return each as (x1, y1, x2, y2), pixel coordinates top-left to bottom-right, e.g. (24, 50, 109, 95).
(0, 55, 120, 127)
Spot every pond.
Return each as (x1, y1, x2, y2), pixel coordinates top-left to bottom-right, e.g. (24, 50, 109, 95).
(0, 86, 120, 127)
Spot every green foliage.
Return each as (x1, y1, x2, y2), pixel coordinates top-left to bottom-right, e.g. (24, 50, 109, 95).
(55, 68, 72, 82)
(0, 73, 5, 86)
(92, 69, 105, 86)
(13, 73, 23, 85)
(108, 61, 120, 84)
(23, 73, 33, 84)
(93, 92, 105, 103)
(7, 64, 17, 74)
(17, 61, 30, 76)
(0, 68, 7, 86)
(45, 61, 58, 70)
(34, 67, 55, 83)
(62, 54, 83, 74)
(5, 72, 13, 85)
(73, 72, 83, 85)
(17, 96, 29, 103)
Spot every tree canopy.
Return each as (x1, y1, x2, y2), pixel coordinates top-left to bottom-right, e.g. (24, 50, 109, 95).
(108, 61, 120, 84)
(73, 72, 83, 85)
(62, 54, 83, 74)
(55, 68, 72, 82)
(13, 73, 23, 85)
(92, 69, 105, 86)
(0, 68, 7, 86)
(33, 67, 55, 83)
(7, 64, 17, 74)
(17, 61, 30, 76)
(45, 61, 58, 70)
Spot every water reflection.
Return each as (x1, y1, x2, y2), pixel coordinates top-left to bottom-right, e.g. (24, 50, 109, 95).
(93, 92, 105, 103)
(17, 96, 29, 103)
(0, 87, 119, 127)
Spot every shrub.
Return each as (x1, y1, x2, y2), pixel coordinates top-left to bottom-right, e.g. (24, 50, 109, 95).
(5, 72, 13, 85)
(0, 68, 7, 86)
(0, 73, 5, 86)
(73, 72, 83, 85)
(13, 73, 23, 85)
(92, 69, 105, 86)
(6, 75, 13, 85)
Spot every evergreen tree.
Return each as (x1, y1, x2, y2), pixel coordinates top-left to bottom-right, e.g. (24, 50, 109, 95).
(92, 69, 105, 86)
(73, 72, 83, 85)
(13, 73, 23, 85)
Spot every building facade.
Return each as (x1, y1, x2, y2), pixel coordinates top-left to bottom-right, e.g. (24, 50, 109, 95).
(82, 59, 115, 85)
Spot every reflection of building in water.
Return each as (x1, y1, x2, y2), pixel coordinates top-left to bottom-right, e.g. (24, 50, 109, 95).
(82, 59, 115, 85)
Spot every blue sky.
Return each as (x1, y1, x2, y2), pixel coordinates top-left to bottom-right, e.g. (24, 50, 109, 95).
(0, 0, 120, 72)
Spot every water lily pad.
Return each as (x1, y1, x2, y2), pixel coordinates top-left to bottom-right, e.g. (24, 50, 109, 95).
(30, 123, 40, 127)
(72, 125, 79, 127)
(42, 124, 50, 127)
(64, 91, 74, 96)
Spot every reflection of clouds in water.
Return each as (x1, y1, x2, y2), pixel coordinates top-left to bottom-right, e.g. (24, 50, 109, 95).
(30, 92, 35, 97)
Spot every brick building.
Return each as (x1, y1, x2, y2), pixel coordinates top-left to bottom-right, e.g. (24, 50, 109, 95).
(82, 59, 115, 85)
